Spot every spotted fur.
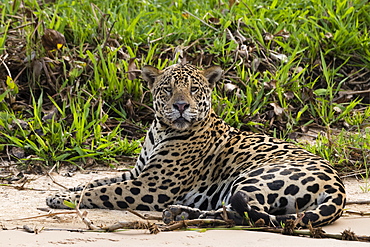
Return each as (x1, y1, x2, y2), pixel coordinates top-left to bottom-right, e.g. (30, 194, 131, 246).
(46, 64, 346, 227)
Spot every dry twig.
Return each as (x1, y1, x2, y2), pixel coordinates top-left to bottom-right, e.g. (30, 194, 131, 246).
(183, 10, 218, 31)
(3, 211, 76, 221)
(101, 220, 160, 234)
(346, 210, 370, 216)
(346, 200, 370, 205)
(0, 183, 57, 191)
(125, 208, 162, 221)
(162, 219, 233, 231)
(47, 164, 69, 190)
(6, 206, 370, 242)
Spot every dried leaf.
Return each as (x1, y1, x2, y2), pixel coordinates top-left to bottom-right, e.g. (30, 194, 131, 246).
(333, 106, 342, 113)
(270, 102, 284, 116)
(32, 59, 43, 78)
(42, 106, 58, 121)
(284, 91, 294, 100)
(41, 29, 66, 51)
(173, 45, 184, 64)
(118, 49, 131, 60)
(292, 66, 304, 74)
(224, 82, 239, 93)
(343, 121, 350, 128)
(263, 32, 274, 41)
(288, 132, 299, 141)
(181, 12, 189, 19)
(271, 52, 288, 63)
(324, 32, 333, 39)
(251, 57, 261, 72)
(208, 17, 220, 25)
(235, 29, 247, 43)
(24, 51, 36, 63)
(275, 29, 290, 39)
(11, 147, 25, 159)
(128, 58, 138, 80)
(264, 80, 277, 89)
(10, 119, 28, 131)
(338, 89, 370, 97)
(229, 0, 238, 8)
(125, 99, 135, 119)
(85, 157, 95, 167)
(224, 82, 241, 98)
(301, 88, 314, 102)
(301, 125, 309, 133)
(225, 28, 237, 43)
(238, 44, 249, 58)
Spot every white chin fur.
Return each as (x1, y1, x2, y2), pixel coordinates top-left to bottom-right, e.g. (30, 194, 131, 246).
(172, 118, 191, 130)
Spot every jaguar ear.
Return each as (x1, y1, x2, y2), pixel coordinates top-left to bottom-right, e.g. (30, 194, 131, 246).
(202, 66, 223, 88)
(142, 65, 161, 90)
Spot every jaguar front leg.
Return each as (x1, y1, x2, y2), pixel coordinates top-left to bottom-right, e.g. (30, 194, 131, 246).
(46, 178, 175, 211)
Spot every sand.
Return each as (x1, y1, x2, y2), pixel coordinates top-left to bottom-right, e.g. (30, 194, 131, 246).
(0, 170, 369, 246)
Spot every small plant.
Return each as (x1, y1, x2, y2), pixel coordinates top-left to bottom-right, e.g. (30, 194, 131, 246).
(63, 200, 77, 209)
(360, 166, 370, 193)
(243, 212, 252, 226)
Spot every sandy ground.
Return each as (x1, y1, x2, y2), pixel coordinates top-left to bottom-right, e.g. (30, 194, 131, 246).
(1, 169, 370, 246)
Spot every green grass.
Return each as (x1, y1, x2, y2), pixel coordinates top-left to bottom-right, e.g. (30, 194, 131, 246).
(0, 0, 369, 175)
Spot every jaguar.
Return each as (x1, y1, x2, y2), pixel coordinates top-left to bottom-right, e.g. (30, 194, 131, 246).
(47, 63, 346, 227)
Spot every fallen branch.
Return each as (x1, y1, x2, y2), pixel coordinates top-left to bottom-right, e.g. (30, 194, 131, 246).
(0, 183, 57, 191)
(126, 208, 162, 221)
(8, 208, 370, 242)
(73, 182, 101, 231)
(47, 165, 69, 190)
(346, 200, 370, 205)
(162, 219, 234, 232)
(101, 220, 160, 234)
(149, 32, 176, 44)
(181, 224, 370, 242)
(183, 10, 218, 31)
(346, 210, 370, 216)
(74, 207, 100, 231)
(3, 211, 76, 221)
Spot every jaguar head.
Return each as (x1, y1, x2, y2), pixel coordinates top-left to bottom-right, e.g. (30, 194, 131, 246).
(142, 64, 223, 130)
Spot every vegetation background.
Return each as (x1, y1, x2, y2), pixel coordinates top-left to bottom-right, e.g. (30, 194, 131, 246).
(0, 0, 369, 184)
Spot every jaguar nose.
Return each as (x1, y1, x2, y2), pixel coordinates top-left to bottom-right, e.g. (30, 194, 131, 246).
(173, 102, 190, 114)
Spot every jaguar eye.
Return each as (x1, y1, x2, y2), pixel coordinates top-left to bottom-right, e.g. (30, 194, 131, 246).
(191, 87, 198, 94)
(164, 87, 172, 94)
